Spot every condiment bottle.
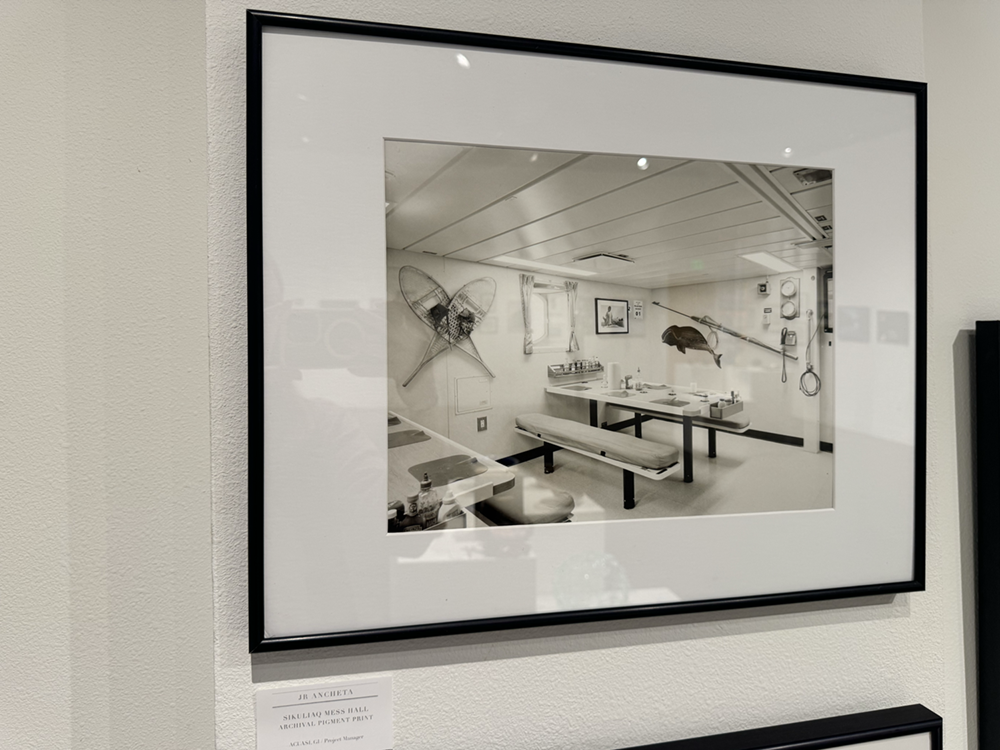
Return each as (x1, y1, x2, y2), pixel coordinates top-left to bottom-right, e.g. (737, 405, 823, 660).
(415, 473, 442, 529)
(437, 492, 463, 524)
(397, 492, 423, 531)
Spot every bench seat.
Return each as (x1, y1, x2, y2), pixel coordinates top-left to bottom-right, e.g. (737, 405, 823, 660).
(616, 406, 750, 461)
(515, 413, 679, 469)
(514, 413, 680, 509)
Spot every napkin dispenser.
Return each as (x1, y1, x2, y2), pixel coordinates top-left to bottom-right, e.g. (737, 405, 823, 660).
(710, 400, 744, 419)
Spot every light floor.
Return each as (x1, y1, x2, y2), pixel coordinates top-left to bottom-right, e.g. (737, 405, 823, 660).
(509, 420, 833, 523)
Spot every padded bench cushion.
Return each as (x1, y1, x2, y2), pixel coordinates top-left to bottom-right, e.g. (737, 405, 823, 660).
(477, 487, 575, 525)
(516, 413, 679, 470)
(631, 409, 750, 432)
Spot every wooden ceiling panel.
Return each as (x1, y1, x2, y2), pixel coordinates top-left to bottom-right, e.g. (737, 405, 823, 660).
(506, 186, 775, 263)
(559, 215, 803, 266)
(787, 184, 832, 211)
(385, 141, 834, 288)
(501, 183, 763, 264)
(601, 232, 806, 286)
(401, 154, 686, 256)
(384, 140, 468, 209)
(385, 146, 578, 250)
(447, 160, 736, 262)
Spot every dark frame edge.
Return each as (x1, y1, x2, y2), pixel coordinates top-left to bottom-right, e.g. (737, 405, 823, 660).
(252, 578, 920, 652)
(246, 9, 928, 654)
(248, 9, 267, 654)
(246, 9, 926, 95)
(976, 320, 1000, 750)
(620, 704, 941, 750)
(912, 78, 928, 594)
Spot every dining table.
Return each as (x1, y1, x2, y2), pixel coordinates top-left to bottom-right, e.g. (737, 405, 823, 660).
(545, 381, 743, 483)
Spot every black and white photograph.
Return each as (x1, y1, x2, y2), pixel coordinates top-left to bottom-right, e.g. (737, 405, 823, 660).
(385, 140, 835, 531)
(596, 298, 629, 334)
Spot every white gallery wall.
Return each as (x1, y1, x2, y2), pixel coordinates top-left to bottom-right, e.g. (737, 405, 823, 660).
(209, 2, 952, 750)
(2, 0, 996, 748)
(1, 1, 213, 748)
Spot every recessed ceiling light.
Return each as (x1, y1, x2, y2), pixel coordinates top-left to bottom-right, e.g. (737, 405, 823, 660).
(739, 251, 798, 273)
(571, 253, 635, 273)
(636, 157, 649, 170)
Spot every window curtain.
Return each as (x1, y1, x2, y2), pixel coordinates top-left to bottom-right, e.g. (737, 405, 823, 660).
(519, 273, 535, 354)
(565, 281, 579, 352)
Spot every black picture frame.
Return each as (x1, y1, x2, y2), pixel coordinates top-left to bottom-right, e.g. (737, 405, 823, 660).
(249, 10, 927, 652)
(596, 298, 630, 334)
(616, 705, 941, 750)
(977, 319, 1000, 750)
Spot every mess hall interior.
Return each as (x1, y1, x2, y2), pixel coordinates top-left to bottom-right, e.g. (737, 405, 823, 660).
(384, 139, 835, 531)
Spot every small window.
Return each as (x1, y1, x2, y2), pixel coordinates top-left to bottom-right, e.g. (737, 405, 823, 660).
(520, 274, 578, 355)
(532, 289, 570, 352)
(530, 293, 548, 343)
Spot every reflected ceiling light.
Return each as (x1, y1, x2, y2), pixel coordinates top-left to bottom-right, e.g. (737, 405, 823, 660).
(782, 147, 794, 158)
(456, 53, 471, 68)
(739, 251, 798, 273)
(482, 256, 596, 277)
(636, 157, 649, 170)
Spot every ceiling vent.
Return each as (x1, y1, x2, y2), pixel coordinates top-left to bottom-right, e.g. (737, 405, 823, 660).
(793, 168, 833, 187)
(571, 253, 635, 273)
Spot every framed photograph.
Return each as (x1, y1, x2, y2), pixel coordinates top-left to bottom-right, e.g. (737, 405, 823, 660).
(976, 320, 1000, 750)
(250, 10, 926, 650)
(616, 705, 941, 750)
(596, 298, 630, 334)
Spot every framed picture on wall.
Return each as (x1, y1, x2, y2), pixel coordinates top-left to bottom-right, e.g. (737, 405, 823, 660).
(596, 298, 630, 334)
(249, 10, 926, 651)
(615, 705, 941, 750)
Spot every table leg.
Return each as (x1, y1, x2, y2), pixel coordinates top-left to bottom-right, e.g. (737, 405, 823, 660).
(634, 413, 642, 438)
(623, 470, 635, 510)
(543, 442, 555, 474)
(683, 416, 694, 483)
(708, 428, 717, 458)
(589, 399, 598, 427)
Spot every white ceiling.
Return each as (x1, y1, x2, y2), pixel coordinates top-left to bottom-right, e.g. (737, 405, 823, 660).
(385, 140, 833, 289)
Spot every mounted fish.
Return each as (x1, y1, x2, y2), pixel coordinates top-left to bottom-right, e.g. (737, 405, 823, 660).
(399, 266, 497, 386)
(662, 325, 723, 368)
(651, 301, 798, 362)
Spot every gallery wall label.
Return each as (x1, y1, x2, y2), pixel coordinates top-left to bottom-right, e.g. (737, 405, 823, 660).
(256, 676, 392, 750)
